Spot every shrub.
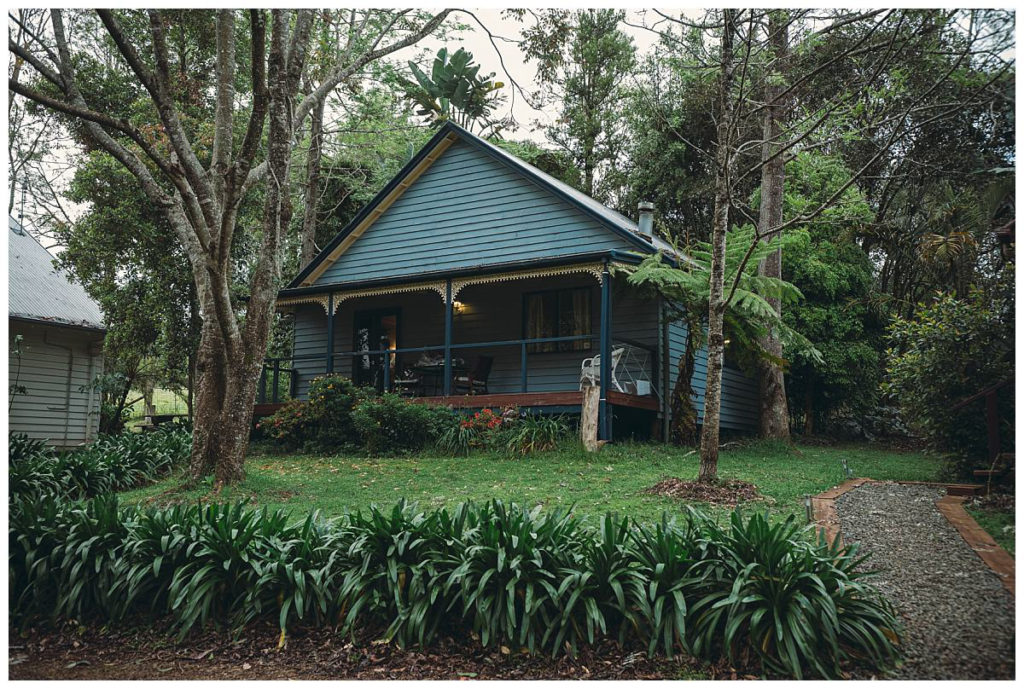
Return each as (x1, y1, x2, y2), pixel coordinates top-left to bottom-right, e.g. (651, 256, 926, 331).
(686, 510, 901, 679)
(7, 498, 903, 679)
(8, 429, 191, 502)
(260, 375, 373, 451)
(883, 277, 1014, 470)
(435, 408, 570, 457)
(496, 414, 571, 456)
(257, 400, 310, 449)
(352, 394, 454, 455)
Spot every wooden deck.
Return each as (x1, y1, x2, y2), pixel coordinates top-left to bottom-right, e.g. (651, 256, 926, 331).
(253, 390, 659, 416)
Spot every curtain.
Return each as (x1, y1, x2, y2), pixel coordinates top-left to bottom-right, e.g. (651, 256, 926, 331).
(571, 288, 591, 351)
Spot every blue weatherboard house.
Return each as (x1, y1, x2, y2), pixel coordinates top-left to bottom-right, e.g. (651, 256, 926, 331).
(272, 122, 757, 441)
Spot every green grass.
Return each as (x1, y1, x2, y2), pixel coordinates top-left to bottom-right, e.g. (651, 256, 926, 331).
(125, 388, 188, 420)
(966, 504, 1016, 556)
(119, 440, 943, 525)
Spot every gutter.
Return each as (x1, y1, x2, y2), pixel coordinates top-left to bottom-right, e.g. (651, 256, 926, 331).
(278, 250, 648, 299)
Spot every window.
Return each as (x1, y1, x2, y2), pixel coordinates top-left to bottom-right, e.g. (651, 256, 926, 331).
(523, 288, 592, 353)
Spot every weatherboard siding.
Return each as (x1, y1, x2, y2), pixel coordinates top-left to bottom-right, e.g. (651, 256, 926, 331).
(291, 276, 667, 399)
(9, 321, 103, 448)
(312, 140, 636, 285)
(666, 319, 759, 431)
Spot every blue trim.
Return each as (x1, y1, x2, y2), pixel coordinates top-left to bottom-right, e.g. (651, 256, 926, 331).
(443, 279, 453, 396)
(286, 122, 665, 291)
(326, 293, 335, 373)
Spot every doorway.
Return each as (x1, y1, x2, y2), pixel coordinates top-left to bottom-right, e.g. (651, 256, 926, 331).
(352, 308, 399, 392)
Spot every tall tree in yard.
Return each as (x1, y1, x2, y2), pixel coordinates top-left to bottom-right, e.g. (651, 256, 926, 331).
(699, 8, 739, 484)
(10, 9, 452, 485)
(755, 11, 790, 440)
(629, 9, 1012, 481)
(519, 9, 635, 202)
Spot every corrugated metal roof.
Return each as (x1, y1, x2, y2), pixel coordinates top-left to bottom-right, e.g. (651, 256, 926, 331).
(8, 216, 105, 331)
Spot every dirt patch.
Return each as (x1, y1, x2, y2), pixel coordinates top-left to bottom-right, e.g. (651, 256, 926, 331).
(643, 477, 760, 507)
(8, 621, 730, 680)
(968, 491, 1015, 512)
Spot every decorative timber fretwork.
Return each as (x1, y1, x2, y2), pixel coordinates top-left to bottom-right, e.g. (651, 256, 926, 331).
(275, 294, 330, 314)
(329, 282, 448, 313)
(277, 261, 631, 315)
(450, 262, 606, 300)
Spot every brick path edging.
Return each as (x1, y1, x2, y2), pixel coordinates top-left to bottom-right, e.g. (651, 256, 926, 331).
(811, 479, 1015, 597)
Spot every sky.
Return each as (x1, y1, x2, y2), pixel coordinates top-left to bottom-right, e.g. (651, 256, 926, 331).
(12, 8, 678, 241)
(383, 9, 665, 143)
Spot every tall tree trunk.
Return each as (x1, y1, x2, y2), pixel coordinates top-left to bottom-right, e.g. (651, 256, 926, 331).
(669, 319, 699, 445)
(698, 9, 737, 484)
(756, 11, 791, 440)
(299, 96, 326, 267)
(803, 373, 815, 436)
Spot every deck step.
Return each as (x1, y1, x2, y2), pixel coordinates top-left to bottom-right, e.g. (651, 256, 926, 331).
(947, 484, 987, 497)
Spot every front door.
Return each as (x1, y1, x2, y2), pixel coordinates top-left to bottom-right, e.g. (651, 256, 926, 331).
(352, 309, 399, 392)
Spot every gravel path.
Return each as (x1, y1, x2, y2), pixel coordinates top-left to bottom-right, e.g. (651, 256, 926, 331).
(836, 483, 1015, 680)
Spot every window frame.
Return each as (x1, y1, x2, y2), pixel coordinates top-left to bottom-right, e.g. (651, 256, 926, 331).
(521, 286, 594, 354)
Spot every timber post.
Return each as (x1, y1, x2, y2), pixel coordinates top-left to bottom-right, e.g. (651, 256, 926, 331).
(443, 279, 453, 396)
(326, 293, 335, 373)
(599, 263, 612, 441)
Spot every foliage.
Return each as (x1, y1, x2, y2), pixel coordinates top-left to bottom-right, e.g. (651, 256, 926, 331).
(435, 408, 570, 457)
(351, 393, 454, 455)
(687, 510, 901, 679)
(8, 428, 191, 502)
(519, 9, 636, 202)
(399, 47, 506, 135)
(495, 413, 572, 456)
(883, 274, 1015, 466)
(8, 496, 902, 678)
(778, 154, 884, 432)
(260, 375, 373, 452)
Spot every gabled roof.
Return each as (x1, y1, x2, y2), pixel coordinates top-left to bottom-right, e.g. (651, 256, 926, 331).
(288, 122, 679, 290)
(8, 216, 105, 331)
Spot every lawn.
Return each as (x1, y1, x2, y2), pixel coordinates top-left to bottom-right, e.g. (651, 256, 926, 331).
(120, 440, 944, 525)
(966, 504, 1016, 556)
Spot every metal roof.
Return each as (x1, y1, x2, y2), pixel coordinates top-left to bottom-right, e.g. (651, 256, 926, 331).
(288, 122, 689, 289)
(8, 216, 105, 331)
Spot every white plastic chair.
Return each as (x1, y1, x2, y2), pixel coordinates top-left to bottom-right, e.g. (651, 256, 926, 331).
(579, 347, 625, 392)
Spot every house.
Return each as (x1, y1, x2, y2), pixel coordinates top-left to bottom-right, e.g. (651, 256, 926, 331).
(272, 122, 757, 440)
(8, 216, 105, 448)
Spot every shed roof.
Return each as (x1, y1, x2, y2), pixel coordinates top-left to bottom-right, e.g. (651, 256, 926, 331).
(8, 216, 105, 331)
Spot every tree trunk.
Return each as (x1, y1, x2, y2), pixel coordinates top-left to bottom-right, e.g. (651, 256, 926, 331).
(803, 374, 815, 436)
(698, 9, 737, 484)
(756, 10, 791, 441)
(669, 320, 699, 445)
(299, 96, 326, 267)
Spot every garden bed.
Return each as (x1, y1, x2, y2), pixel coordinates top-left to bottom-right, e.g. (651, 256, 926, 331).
(9, 622, 715, 681)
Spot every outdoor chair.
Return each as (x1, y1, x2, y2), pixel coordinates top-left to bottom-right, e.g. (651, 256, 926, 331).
(452, 355, 493, 395)
(579, 347, 625, 392)
(393, 369, 422, 397)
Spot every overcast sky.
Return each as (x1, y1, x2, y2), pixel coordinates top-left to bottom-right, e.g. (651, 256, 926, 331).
(393, 9, 667, 143)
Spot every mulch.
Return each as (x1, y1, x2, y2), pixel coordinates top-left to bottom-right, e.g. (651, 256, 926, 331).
(643, 477, 761, 507)
(8, 621, 745, 681)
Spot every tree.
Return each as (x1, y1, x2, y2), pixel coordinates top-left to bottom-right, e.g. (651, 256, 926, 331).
(399, 47, 507, 136)
(754, 10, 791, 440)
(520, 9, 636, 203)
(629, 9, 1014, 480)
(10, 9, 453, 485)
(627, 224, 818, 447)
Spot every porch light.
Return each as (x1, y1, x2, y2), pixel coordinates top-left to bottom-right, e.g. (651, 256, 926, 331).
(453, 300, 464, 313)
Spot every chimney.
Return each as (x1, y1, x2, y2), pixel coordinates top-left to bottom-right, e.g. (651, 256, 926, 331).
(637, 201, 655, 240)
